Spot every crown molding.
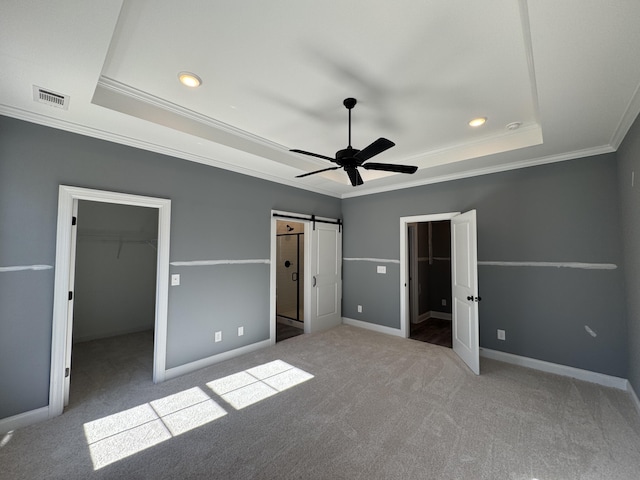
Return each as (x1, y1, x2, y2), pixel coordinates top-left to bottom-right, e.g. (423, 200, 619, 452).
(96, 76, 289, 152)
(0, 104, 341, 198)
(341, 144, 615, 199)
(0, 104, 619, 201)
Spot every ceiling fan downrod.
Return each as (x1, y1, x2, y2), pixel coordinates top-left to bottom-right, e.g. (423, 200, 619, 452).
(343, 97, 356, 148)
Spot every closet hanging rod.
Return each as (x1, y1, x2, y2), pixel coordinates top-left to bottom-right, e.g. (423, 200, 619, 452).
(77, 232, 157, 242)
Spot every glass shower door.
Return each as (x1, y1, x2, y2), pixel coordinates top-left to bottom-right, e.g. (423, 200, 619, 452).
(276, 229, 304, 322)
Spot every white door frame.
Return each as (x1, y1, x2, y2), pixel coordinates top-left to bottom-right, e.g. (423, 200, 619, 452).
(270, 210, 342, 343)
(49, 185, 171, 418)
(408, 223, 419, 325)
(271, 211, 311, 343)
(399, 212, 460, 339)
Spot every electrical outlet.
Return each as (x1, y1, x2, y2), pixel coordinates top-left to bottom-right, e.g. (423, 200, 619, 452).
(441, 299, 447, 306)
(497, 329, 506, 341)
(215, 331, 222, 342)
(171, 274, 180, 286)
(357, 305, 362, 313)
(238, 326, 244, 336)
(376, 265, 386, 274)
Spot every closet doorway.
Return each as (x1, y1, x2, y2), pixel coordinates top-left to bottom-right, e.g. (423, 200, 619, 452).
(275, 220, 305, 342)
(69, 201, 159, 406)
(407, 221, 452, 348)
(50, 186, 171, 419)
(400, 211, 480, 375)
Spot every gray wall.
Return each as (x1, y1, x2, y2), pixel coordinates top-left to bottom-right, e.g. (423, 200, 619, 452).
(618, 114, 640, 395)
(342, 154, 627, 377)
(73, 201, 158, 342)
(1, 112, 635, 421)
(0, 116, 341, 420)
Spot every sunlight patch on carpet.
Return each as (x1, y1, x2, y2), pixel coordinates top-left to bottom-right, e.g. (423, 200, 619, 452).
(207, 360, 314, 410)
(84, 387, 227, 470)
(83, 360, 312, 470)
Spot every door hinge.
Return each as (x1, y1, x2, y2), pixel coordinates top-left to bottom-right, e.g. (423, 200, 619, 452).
(68, 291, 73, 301)
(65, 367, 70, 378)
(72, 216, 77, 226)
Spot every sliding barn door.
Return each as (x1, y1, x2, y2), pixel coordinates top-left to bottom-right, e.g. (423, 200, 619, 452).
(451, 210, 480, 375)
(309, 222, 342, 332)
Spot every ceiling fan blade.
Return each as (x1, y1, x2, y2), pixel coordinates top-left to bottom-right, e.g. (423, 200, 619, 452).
(290, 149, 335, 162)
(296, 166, 340, 178)
(362, 162, 418, 174)
(353, 138, 395, 163)
(345, 167, 364, 186)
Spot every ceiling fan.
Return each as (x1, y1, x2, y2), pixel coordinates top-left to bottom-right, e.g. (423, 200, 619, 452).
(290, 98, 418, 186)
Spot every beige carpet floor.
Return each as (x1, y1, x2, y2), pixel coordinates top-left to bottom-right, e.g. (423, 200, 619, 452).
(1, 325, 640, 479)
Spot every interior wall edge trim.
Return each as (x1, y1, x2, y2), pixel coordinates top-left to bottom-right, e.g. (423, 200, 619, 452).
(343, 258, 400, 264)
(170, 259, 270, 267)
(477, 261, 617, 270)
(0, 265, 53, 272)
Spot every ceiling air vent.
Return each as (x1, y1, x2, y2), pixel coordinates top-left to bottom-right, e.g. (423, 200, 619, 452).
(33, 85, 69, 110)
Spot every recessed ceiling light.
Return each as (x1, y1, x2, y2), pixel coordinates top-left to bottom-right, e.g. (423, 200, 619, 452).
(178, 72, 202, 88)
(468, 117, 487, 127)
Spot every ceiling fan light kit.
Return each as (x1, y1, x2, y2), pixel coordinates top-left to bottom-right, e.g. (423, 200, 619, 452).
(291, 98, 418, 187)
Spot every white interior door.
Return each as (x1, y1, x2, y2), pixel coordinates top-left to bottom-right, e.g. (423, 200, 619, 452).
(309, 222, 342, 333)
(451, 210, 480, 375)
(63, 199, 79, 406)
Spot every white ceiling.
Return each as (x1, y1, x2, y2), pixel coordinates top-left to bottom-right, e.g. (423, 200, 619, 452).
(2, 0, 640, 198)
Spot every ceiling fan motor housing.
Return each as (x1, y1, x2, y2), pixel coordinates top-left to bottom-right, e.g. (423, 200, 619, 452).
(336, 147, 360, 164)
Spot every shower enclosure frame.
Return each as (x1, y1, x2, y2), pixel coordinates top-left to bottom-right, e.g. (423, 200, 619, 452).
(275, 222, 305, 326)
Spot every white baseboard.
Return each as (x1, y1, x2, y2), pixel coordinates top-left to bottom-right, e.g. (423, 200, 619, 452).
(342, 317, 404, 337)
(0, 406, 50, 434)
(411, 311, 452, 324)
(480, 348, 628, 390)
(276, 317, 304, 329)
(629, 382, 640, 415)
(164, 339, 272, 381)
(73, 325, 154, 344)
(411, 312, 429, 324)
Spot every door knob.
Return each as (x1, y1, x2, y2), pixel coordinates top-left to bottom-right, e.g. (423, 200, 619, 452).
(467, 296, 473, 301)
(467, 295, 482, 302)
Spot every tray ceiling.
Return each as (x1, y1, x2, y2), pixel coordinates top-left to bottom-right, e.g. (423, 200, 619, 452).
(1, 1, 639, 198)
